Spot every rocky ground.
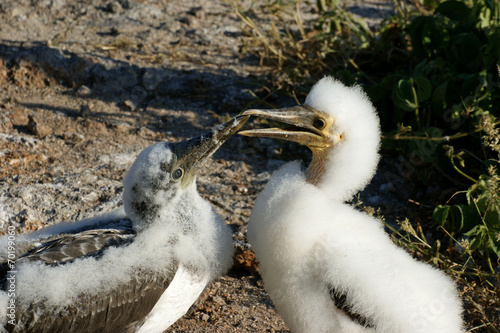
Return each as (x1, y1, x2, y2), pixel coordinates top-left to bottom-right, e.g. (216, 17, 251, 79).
(0, 0, 497, 332)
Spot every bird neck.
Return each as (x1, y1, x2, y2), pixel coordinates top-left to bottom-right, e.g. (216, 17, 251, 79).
(305, 132, 380, 202)
(305, 147, 329, 186)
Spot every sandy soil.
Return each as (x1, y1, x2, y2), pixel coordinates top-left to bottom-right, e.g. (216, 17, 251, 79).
(0, 0, 497, 332)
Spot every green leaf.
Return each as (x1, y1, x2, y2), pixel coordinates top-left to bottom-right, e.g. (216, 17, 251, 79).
(432, 239, 441, 254)
(476, 191, 500, 228)
(435, 0, 471, 21)
(488, 234, 500, 257)
(414, 76, 432, 103)
(450, 204, 466, 232)
(466, 225, 487, 251)
(433, 204, 451, 225)
(393, 78, 418, 111)
(432, 81, 448, 112)
(469, 235, 482, 251)
(392, 76, 432, 112)
(410, 16, 442, 58)
(434, 202, 475, 234)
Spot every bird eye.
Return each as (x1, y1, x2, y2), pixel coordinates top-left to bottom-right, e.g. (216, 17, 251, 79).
(172, 168, 183, 180)
(313, 118, 326, 130)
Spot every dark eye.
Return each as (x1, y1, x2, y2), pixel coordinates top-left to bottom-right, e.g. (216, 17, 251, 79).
(172, 168, 183, 180)
(313, 118, 326, 130)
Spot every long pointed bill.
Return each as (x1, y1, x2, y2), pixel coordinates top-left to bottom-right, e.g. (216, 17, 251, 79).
(176, 115, 249, 186)
(238, 105, 329, 148)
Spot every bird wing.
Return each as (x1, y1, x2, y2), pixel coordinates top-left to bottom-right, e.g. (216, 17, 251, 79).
(329, 288, 373, 328)
(0, 219, 179, 333)
(317, 215, 379, 329)
(136, 264, 210, 333)
(0, 218, 136, 282)
(12, 273, 175, 333)
(16, 225, 136, 265)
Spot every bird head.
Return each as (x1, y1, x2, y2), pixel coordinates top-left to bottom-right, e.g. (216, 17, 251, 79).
(123, 115, 249, 225)
(240, 104, 338, 149)
(239, 76, 380, 201)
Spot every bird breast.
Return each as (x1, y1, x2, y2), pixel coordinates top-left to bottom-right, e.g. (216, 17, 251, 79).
(248, 162, 329, 266)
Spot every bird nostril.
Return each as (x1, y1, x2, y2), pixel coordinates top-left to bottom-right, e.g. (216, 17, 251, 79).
(313, 118, 326, 130)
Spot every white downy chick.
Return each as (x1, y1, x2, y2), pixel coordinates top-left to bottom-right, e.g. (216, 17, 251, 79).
(0, 115, 248, 333)
(240, 76, 464, 333)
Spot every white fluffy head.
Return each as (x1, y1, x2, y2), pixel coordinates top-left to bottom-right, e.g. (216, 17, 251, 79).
(305, 76, 381, 201)
(121, 140, 234, 274)
(123, 142, 180, 228)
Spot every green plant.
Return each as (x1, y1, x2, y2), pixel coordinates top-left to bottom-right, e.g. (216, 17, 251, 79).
(374, 0, 499, 132)
(232, 0, 374, 87)
(434, 113, 500, 274)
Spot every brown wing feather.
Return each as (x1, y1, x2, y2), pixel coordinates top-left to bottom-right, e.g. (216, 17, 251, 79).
(2, 219, 177, 333)
(329, 288, 374, 328)
(17, 224, 136, 265)
(8, 273, 175, 333)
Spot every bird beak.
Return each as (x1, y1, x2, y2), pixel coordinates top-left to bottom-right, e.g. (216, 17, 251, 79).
(175, 115, 249, 187)
(238, 105, 330, 149)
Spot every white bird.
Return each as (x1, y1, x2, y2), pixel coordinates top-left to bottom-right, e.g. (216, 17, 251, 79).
(239, 76, 464, 333)
(0, 115, 248, 333)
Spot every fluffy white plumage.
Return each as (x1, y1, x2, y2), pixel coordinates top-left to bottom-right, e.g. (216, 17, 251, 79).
(244, 77, 464, 333)
(304, 78, 381, 201)
(0, 116, 247, 332)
